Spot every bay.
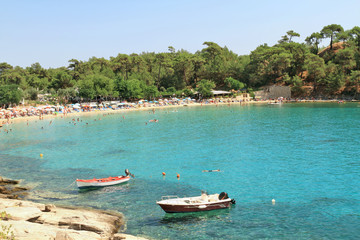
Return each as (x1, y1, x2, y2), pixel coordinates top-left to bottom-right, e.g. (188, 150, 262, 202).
(0, 102, 359, 239)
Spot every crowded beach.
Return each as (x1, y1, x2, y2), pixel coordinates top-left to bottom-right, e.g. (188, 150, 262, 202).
(1, 96, 355, 126)
(0, 97, 253, 124)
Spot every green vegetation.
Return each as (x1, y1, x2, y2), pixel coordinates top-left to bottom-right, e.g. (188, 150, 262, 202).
(1, 24, 360, 106)
(0, 211, 15, 240)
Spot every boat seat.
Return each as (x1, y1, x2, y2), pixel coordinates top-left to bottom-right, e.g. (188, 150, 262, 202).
(201, 194, 209, 202)
(208, 194, 219, 202)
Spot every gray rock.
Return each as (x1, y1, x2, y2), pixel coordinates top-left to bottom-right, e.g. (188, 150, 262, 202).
(55, 231, 75, 240)
(44, 203, 56, 212)
(112, 233, 149, 240)
(0, 198, 147, 240)
(0, 198, 46, 211)
(37, 207, 123, 236)
(1, 220, 102, 240)
(4, 206, 42, 221)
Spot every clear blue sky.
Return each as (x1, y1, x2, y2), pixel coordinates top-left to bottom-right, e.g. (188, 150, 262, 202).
(1, 0, 359, 68)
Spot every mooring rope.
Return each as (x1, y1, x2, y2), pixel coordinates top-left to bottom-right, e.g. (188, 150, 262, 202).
(65, 180, 76, 189)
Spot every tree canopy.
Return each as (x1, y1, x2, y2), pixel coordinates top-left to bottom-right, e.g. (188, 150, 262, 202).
(1, 23, 360, 105)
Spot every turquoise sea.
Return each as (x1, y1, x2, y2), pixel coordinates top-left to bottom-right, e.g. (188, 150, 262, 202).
(1, 103, 360, 239)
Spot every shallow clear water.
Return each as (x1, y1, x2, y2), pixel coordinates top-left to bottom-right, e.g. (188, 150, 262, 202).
(1, 103, 360, 239)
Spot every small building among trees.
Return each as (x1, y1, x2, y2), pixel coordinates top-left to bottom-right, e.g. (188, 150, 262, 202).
(254, 85, 291, 100)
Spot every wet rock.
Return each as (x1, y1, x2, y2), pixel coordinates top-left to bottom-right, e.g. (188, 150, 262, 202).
(1, 179, 20, 184)
(0, 177, 30, 201)
(6, 194, 19, 199)
(11, 186, 29, 192)
(0, 193, 11, 199)
(15, 191, 29, 198)
(0, 186, 10, 194)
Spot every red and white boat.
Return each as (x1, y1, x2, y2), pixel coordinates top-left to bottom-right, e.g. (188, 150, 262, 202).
(157, 192, 236, 213)
(76, 169, 133, 189)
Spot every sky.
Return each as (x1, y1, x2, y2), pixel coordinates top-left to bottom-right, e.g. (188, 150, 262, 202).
(1, 0, 360, 69)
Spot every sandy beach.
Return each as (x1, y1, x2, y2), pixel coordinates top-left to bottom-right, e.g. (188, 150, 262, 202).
(0, 99, 354, 129)
(1, 100, 253, 126)
(1, 98, 355, 127)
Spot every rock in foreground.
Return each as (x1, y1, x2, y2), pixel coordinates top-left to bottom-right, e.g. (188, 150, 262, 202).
(0, 198, 148, 240)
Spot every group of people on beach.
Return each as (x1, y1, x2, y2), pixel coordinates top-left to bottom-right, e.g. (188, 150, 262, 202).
(1, 97, 354, 136)
(0, 97, 247, 121)
(0, 105, 161, 136)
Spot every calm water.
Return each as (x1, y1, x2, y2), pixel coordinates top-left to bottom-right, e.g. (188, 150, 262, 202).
(1, 103, 360, 239)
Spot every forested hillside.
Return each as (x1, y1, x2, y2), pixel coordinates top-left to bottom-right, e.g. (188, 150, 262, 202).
(1, 24, 360, 106)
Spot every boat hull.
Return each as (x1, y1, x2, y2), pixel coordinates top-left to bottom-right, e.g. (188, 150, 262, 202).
(157, 199, 232, 213)
(76, 176, 130, 189)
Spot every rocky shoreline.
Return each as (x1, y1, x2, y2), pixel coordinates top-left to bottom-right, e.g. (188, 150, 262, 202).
(0, 176, 148, 240)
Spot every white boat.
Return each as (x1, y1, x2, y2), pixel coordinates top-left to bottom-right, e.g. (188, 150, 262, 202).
(157, 192, 235, 213)
(76, 175, 130, 189)
(76, 169, 133, 189)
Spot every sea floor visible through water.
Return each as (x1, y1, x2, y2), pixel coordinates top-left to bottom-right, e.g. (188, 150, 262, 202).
(0, 102, 359, 239)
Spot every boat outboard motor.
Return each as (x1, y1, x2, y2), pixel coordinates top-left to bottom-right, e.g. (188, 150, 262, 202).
(231, 199, 236, 204)
(125, 169, 135, 178)
(219, 192, 229, 200)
